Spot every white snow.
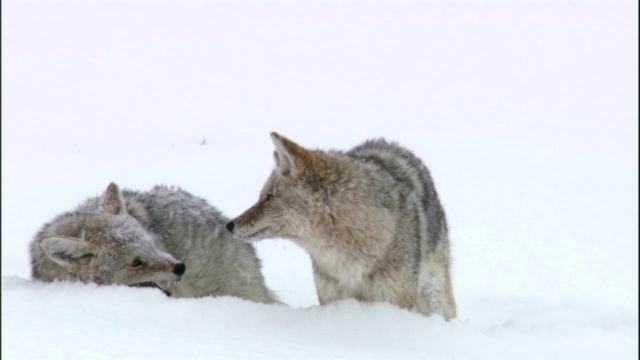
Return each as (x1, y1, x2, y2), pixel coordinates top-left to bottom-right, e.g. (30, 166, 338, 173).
(2, 1, 638, 359)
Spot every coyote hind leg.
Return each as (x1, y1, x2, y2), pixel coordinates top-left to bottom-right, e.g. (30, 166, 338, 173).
(416, 260, 457, 321)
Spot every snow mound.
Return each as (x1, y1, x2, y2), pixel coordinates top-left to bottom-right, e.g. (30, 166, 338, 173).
(3, 276, 636, 359)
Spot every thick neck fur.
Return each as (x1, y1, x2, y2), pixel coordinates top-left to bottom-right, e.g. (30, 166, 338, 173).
(296, 151, 397, 279)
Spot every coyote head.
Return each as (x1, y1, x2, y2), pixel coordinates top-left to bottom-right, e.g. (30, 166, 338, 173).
(227, 132, 328, 243)
(38, 183, 185, 290)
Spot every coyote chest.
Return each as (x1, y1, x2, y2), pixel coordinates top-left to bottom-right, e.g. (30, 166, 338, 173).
(305, 223, 393, 291)
(312, 245, 373, 288)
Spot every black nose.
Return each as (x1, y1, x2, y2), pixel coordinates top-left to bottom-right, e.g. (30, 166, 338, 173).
(173, 263, 186, 276)
(226, 221, 235, 233)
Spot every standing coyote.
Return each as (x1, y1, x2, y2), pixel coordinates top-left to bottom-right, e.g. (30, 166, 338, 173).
(227, 133, 457, 319)
(30, 183, 278, 303)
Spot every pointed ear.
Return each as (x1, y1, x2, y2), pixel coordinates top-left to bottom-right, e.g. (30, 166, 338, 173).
(101, 182, 127, 215)
(40, 237, 96, 269)
(271, 132, 297, 176)
(270, 132, 323, 189)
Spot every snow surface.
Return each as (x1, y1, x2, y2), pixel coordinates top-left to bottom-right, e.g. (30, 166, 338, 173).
(2, 1, 638, 359)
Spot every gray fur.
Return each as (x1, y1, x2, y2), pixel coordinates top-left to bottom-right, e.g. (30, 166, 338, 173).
(30, 183, 278, 304)
(228, 133, 457, 319)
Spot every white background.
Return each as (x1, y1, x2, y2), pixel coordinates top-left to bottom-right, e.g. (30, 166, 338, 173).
(3, 1, 638, 359)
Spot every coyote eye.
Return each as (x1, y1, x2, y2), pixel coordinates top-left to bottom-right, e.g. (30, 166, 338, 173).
(131, 259, 144, 267)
